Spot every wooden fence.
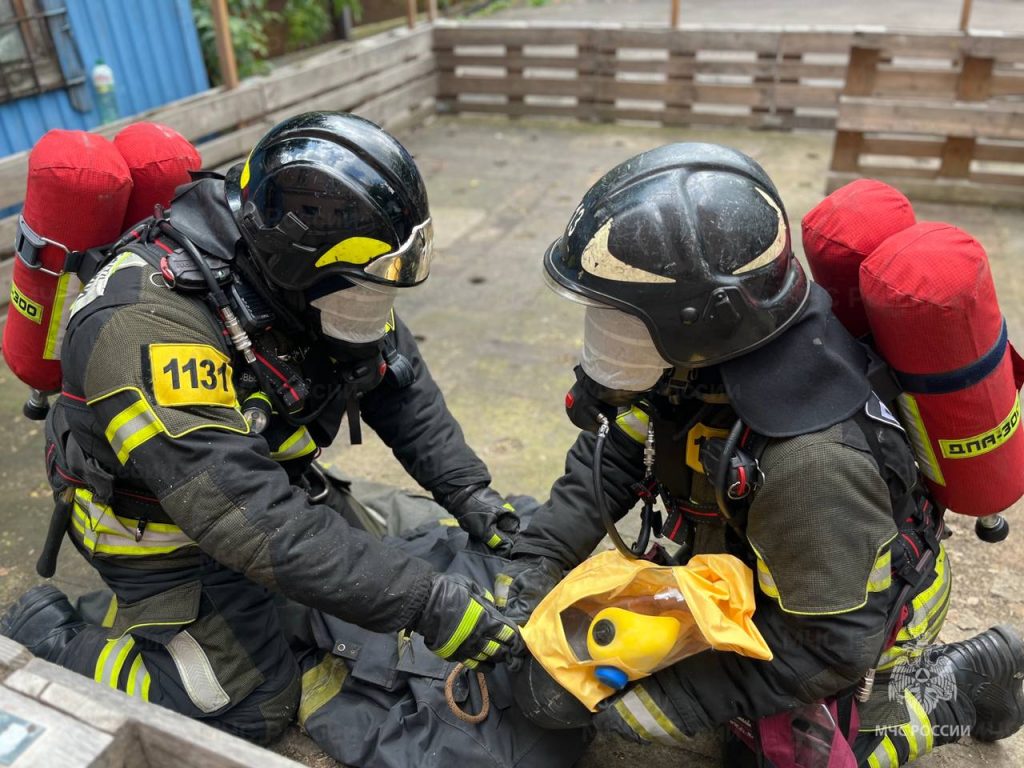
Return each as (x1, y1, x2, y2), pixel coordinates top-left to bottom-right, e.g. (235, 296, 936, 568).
(827, 30, 1024, 206)
(0, 25, 436, 303)
(434, 22, 861, 130)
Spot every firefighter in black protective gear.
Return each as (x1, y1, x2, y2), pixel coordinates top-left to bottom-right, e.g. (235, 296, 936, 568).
(504, 143, 1024, 766)
(0, 112, 524, 744)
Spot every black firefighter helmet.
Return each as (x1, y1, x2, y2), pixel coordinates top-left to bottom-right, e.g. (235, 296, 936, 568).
(544, 142, 809, 368)
(225, 111, 433, 292)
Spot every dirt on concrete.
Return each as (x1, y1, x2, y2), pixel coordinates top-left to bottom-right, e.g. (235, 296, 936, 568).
(1, 114, 1022, 768)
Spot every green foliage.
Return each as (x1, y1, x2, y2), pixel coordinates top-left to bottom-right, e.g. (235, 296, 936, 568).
(191, 0, 363, 84)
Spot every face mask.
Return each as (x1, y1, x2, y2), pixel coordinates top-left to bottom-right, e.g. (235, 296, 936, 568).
(581, 306, 670, 392)
(310, 278, 398, 344)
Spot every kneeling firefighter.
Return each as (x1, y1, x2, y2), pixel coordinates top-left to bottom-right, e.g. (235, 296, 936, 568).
(0, 112, 523, 743)
(505, 143, 1024, 766)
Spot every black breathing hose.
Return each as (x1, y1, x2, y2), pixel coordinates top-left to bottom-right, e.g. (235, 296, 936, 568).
(712, 419, 750, 541)
(594, 413, 641, 559)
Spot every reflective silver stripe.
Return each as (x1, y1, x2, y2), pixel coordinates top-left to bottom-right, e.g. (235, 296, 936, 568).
(616, 690, 682, 746)
(615, 406, 649, 444)
(867, 548, 893, 592)
(104, 399, 164, 464)
(867, 735, 900, 768)
(95, 634, 135, 688)
(72, 490, 194, 556)
(494, 573, 513, 609)
(125, 651, 151, 701)
(901, 690, 934, 760)
(270, 426, 317, 461)
(756, 557, 780, 599)
(166, 630, 230, 713)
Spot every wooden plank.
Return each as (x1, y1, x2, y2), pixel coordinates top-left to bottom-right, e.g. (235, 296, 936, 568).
(990, 72, 1024, 97)
(270, 56, 436, 122)
(872, 68, 959, 98)
(837, 97, 1024, 140)
(436, 52, 581, 71)
(261, 28, 432, 112)
(666, 26, 781, 53)
(773, 82, 843, 108)
(957, 55, 995, 101)
(433, 23, 589, 47)
(439, 74, 588, 99)
(356, 75, 439, 129)
(778, 28, 857, 54)
(196, 123, 272, 169)
(827, 170, 1024, 206)
(844, 47, 880, 96)
(861, 136, 945, 157)
(939, 136, 976, 177)
(831, 130, 864, 171)
(971, 141, 1024, 162)
(968, 170, 1024, 186)
(211, 0, 240, 88)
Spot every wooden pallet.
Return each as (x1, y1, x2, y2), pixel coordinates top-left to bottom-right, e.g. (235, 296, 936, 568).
(434, 22, 858, 131)
(826, 29, 1024, 206)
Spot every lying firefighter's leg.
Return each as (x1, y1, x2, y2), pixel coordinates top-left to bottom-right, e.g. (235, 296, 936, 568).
(0, 585, 87, 662)
(4, 558, 300, 745)
(596, 674, 692, 748)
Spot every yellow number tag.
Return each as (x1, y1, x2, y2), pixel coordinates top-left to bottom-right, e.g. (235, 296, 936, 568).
(148, 344, 236, 408)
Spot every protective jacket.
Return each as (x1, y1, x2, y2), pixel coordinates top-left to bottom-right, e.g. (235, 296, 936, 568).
(514, 301, 947, 743)
(42, 179, 492, 739)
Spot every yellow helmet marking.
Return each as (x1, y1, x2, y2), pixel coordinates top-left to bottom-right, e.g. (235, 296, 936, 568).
(239, 159, 251, 189)
(315, 237, 392, 268)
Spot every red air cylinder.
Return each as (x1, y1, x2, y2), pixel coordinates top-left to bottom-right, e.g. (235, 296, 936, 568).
(860, 222, 1024, 517)
(114, 122, 201, 230)
(801, 179, 916, 338)
(2, 130, 132, 392)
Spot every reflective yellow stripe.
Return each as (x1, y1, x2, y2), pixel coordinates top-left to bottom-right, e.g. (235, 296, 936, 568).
(104, 398, 165, 464)
(94, 635, 135, 689)
(71, 488, 194, 558)
(615, 406, 650, 444)
(298, 655, 348, 726)
(125, 653, 151, 701)
(101, 596, 119, 629)
(480, 640, 501, 658)
(270, 426, 317, 461)
(878, 547, 951, 671)
(901, 690, 933, 760)
(43, 272, 79, 360)
(633, 686, 687, 744)
(756, 557, 780, 599)
(487, 533, 502, 549)
(867, 548, 893, 593)
(897, 394, 946, 486)
(614, 697, 654, 742)
(497, 625, 515, 642)
(437, 601, 483, 659)
(867, 735, 900, 768)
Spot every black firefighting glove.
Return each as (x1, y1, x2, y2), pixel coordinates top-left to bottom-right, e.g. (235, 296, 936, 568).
(442, 484, 520, 557)
(500, 556, 564, 625)
(416, 573, 525, 670)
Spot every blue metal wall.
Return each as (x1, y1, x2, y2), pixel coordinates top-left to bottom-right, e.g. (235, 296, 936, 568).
(0, 0, 209, 156)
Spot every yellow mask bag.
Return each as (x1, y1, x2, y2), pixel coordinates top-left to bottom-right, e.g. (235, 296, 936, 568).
(520, 550, 772, 711)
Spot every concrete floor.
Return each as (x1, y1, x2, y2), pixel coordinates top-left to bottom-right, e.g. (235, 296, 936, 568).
(2, 115, 1023, 766)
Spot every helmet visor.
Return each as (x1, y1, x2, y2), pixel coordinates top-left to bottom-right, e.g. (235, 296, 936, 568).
(363, 218, 434, 286)
(581, 306, 671, 392)
(311, 278, 397, 344)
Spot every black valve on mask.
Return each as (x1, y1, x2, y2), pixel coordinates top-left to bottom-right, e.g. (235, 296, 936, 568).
(564, 365, 645, 432)
(326, 338, 388, 398)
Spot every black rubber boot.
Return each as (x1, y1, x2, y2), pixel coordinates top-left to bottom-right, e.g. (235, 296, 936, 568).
(938, 625, 1024, 743)
(0, 585, 86, 663)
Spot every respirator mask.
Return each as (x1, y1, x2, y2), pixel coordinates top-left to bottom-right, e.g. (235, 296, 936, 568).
(565, 306, 671, 432)
(308, 277, 398, 396)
